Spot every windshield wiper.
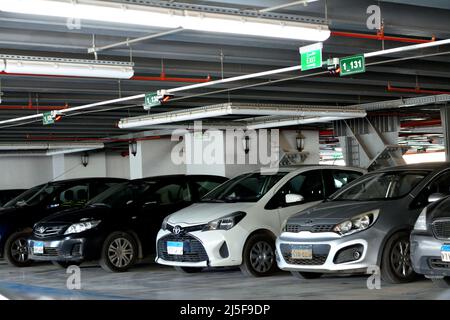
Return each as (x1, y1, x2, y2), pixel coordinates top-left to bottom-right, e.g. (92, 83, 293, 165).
(200, 199, 226, 203)
(88, 203, 111, 208)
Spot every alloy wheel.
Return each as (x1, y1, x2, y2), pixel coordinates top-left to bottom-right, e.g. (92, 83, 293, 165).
(107, 238, 134, 268)
(249, 241, 274, 273)
(11, 238, 29, 263)
(390, 239, 413, 279)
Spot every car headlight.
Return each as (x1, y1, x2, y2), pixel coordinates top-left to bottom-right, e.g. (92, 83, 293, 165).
(161, 216, 170, 231)
(414, 208, 427, 231)
(64, 220, 101, 235)
(333, 210, 379, 236)
(203, 212, 246, 231)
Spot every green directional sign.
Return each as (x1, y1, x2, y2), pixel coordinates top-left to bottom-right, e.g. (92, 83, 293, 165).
(300, 43, 323, 71)
(144, 92, 161, 110)
(340, 54, 365, 76)
(42, 112, 54, 125)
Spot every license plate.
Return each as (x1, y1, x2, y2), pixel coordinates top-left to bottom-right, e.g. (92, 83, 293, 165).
(441, 244, 450, 262)
(291, 244, 313, 260)
(33, 241, 44, 254)
(167, 241, 183, 255)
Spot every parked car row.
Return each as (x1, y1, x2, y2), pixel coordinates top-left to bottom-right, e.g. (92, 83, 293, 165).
(1, 163, 450, 287)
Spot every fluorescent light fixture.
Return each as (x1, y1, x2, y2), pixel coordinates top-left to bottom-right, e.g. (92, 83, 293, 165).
(0, 0, 331, 41)
(0, 59, 4, 72)
(247, 115, 366, 129)
(118, 103, 366, 129)
(0, 55, 134, 79)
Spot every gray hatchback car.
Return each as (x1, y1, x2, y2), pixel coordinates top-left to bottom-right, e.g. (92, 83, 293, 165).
(411, 194, 450, 287)
(276, 162, 450, 283)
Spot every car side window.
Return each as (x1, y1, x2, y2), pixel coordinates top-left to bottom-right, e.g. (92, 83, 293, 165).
(191, 179, 223, 199)
(153, 182, 191, 205)
(412, 171, 450, 209)
(53, 184, 89, 207)
(324, 170, 362, 196)
(90, 182, 118, 198)
(268, 170, 324, 208)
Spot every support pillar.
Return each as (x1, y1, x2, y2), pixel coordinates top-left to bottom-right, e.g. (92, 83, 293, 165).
(440, 105, 450, 161)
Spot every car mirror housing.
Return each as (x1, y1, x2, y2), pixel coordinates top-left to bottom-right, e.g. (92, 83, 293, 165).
(428, 193, 446, 203)
(285, 194, 304, 204)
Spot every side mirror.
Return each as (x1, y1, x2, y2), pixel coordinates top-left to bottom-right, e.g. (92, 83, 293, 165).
(428, 193, 446, 203)
(285, 193, 304, 204)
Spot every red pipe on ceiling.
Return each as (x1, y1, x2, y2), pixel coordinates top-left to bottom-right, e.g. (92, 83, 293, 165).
(0, 71, 211, 83)
(401, 119, 442, 128)
(24, 135, 163, 142)
(387, 83, 450, 95)
(331, 30, 435, 44)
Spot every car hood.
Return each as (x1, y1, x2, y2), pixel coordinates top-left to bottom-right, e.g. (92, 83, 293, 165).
(288, 200, 388, 225)
(39, 205, 110, 225)
(167, 202, 255, 225)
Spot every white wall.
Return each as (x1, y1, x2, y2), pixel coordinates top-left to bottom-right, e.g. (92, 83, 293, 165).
(0, 156, 53, 189)
(106, 153, 130, 179)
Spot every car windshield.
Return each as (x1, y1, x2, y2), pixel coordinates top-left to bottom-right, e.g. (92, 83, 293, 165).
(3, 184, 57, 208)
(87, 181, 157, 208)
(201, 172, 287, 203)
(330, 170, 429, 201)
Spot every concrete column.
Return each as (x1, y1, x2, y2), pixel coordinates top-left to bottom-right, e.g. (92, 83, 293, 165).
(440, 105, 450, 161)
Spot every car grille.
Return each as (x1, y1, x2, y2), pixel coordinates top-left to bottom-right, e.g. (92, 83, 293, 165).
(429, 258, 450, 269)
(158, 234, 208, 263)
(33, 225, 67, 238)
(280, 244, 330, 265)
(166, 224, 206, 234)
(285, 223, 335, 233)
(432, 220, 450, 240)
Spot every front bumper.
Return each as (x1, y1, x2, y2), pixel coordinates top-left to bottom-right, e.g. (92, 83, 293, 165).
(410, 232, 450, 278)
(29, 237, 89, 262)
(156, 226, 248, 268)
(276, 231, 376, 273)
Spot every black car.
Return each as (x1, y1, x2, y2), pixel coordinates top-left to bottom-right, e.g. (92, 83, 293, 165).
(0, 189, 26, 207)
(0, 178, 125, 267)
(28, 174, 227, 272)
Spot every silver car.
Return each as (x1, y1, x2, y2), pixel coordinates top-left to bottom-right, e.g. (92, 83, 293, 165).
(411, 194, 450, 287)
(276, 162, 450, 283)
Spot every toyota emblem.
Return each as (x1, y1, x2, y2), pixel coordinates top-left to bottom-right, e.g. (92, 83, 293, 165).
(173, 225, 182, 235)
(37, 226, 45, 234)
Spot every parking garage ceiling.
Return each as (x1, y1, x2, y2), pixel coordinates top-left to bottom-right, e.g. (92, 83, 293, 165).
(0, 0, 449, 144)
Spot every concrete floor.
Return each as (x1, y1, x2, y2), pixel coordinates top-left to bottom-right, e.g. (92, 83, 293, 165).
(0, 260, 449, 300)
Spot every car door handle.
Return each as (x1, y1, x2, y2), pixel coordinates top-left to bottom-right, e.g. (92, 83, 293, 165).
(132, 216, 137, 220)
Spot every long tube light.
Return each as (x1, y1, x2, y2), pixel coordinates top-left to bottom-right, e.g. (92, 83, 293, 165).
(0, 55, 134, 79)
(247, 114, 366, 129)
(0, 0, 331, 41)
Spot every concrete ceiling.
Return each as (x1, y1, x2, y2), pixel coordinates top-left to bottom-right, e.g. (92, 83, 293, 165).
(0, 0, 449, 145)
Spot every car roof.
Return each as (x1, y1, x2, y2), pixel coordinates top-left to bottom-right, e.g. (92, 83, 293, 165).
(132, 174, 227, 183)
(47, 177, 126, 185)
(250, 165, 365, 173)
(375, 162, 450, 173)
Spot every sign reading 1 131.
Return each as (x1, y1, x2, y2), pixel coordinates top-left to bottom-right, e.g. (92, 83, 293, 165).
(340, 54, 365, 76)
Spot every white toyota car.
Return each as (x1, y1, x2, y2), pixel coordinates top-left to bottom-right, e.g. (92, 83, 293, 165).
(156, 166, 364, 277)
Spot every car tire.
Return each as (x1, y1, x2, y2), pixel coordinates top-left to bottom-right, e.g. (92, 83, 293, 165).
(240, 234, 277, 277)
(51, 261, 82, 269)
(4, 231, 32, 267)
(431, 277, 450, 288)
(99, 232, 138, 273)
(290, 271, 323, 279)
(381, 231, 417, 284)
(174, 266, 203, 274)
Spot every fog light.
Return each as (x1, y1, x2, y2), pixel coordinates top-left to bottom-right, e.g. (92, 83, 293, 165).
(333, 244, 364, 264)
(353, 251, 361, 260)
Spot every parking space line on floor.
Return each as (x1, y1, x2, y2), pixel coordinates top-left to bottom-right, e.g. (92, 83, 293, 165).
(0, 281, 132, 300)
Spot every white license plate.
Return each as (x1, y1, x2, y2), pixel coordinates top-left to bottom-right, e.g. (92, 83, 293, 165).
(291, 245, 313, 260)
(33, 241, 44, 254)
(167, 241, 183, 255)
(441, 244, 450, 262)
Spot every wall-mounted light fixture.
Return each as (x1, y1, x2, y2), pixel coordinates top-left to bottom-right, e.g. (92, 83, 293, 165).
(242, 135, 250, 154)
(130, 141, 138, 157)
(81, 152, 89, 167)
(296, 132, 305, 152)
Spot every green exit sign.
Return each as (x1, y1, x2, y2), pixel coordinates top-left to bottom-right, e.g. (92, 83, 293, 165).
(144, 92, 161, 110)
(300, 43, 323, 71)
(42, 112, 54, 125)
(340, 54, 365, 76)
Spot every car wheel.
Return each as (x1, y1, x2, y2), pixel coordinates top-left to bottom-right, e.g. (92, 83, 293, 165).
(431, 277, 450, 288)
(240, 234, 277, 277)
(5, 231, 32, 267)
(174, 266, 203, 274)
(99, 232, 137, 273)
(381, 231, 417, 283)
(290, 271, 323, 279)
(51, 261, 82, 269)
